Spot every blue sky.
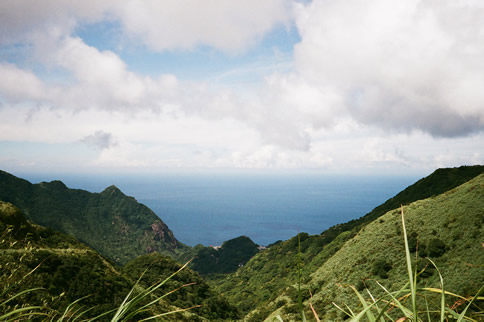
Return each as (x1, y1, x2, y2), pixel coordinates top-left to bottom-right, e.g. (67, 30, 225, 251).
(0, 0, 483, 176)
(76, 18, 299, 82)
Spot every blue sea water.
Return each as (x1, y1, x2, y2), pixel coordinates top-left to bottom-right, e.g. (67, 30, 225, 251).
(18, 172, 420, 246)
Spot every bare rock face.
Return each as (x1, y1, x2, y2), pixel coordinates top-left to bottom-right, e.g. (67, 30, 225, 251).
(151, 221, 177, 246)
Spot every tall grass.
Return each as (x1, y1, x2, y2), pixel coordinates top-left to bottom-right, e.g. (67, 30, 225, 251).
(106, 259, 199, 322)
(331, 205, 484, 322)
(0, 259, 199, 321)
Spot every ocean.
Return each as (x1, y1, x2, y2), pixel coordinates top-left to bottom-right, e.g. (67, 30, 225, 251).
(19, 172, 420, 246)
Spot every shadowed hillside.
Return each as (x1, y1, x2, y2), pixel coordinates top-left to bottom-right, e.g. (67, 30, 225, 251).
(0, 201, 240, 320)
(0, 201, 133, 318)
(0, 171, 188, 264)
(191, 235, 260, 275)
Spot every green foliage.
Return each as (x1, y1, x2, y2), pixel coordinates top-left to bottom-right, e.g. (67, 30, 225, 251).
(122, 253, 240, 320)
(2, 167, 484, 321)
(304, 174, 484, 321)
(426, 238, 447, 257)
(0, 202, 239, 321)
(191, 235, 259, 275)
(332, 208, 484, 322)
(214, 170, 484, 320)
(211, 230, 354, 317)
(320, 165, 484, 248)
(0, 201, 134, 319)
(372, 259, 393, 279)
(0, 170, 190, 264)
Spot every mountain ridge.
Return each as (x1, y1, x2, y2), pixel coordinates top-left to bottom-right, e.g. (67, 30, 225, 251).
(0, 170, 187, 264)
(212, 166, 484, 319)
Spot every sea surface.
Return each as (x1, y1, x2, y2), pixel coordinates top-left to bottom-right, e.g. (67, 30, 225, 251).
(19, 172, 420, 246)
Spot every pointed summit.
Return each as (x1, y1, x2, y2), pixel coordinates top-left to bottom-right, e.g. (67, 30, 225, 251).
(101, 185, 125, 196)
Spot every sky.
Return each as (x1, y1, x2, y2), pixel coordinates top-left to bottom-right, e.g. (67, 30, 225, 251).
(1, 0, 483, 176)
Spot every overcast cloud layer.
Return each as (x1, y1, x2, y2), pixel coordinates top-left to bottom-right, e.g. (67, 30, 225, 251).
(0, 0, 483, 174)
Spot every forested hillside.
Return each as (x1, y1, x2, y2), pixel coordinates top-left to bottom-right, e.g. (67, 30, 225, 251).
(190, 236, 260, 275)
(0, 171, 188, 264)
(0, 201, 239, 320)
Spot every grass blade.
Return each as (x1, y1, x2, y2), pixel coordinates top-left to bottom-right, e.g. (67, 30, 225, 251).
(426, 258, 445, 321)
(456, 285, 484, 322)
(401, 205, 417, 320)
(349, 285, 376, 321)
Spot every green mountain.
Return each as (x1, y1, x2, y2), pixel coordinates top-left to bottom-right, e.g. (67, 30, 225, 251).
(0, 201, 239, 320)
(0, 170, 188, 264)
(191, 235, 260, 275)
(2, 166, 483, 320)
(212, 166, 484, 320)
(319, 165, 484, 246)
(0, 200, 133, 318)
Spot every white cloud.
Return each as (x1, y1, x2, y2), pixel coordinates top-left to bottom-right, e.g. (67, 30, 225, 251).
(0, 1, 113, 45)
(0, 63, 57, 102)
(81, 131, 117, 150)
(292, 0, 484, 137)
(113, 0, 292, 53)
(0, 0, 291, 53)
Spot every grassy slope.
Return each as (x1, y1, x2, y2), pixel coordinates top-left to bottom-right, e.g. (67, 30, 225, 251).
(0, 170, 189, 264)
(0, 201, 133, 318)
(213, 166, 484, 319)
(319, 165, 484, 245)
(259, 174, 484, 321)
(122, 253, 240, 320)
(0, 201, 240, 321)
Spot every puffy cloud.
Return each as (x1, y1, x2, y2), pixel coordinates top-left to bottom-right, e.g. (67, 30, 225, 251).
(293, 0, 484, 137)
(51, 36, 158, 110)
(0, 0, 113, 45)
(250, 74, 344, 150)
(0, 63, 57, 102)
(0, 34, 182, 113)
(81, 130, 117, 150)
(113, 0, 292, 53)
(0, 0, 291, 53)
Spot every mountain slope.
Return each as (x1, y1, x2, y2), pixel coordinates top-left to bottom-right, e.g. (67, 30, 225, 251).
(213, 166, 484, 319)
(0, 170, 188, 264)
(122, 253, 240, 320)
(319, 164, 484, 245)
(0, 201, 240, 320)
(191, 235, 260, 275)
(0, 201, 133, 318)
(251, 174, 484, 320)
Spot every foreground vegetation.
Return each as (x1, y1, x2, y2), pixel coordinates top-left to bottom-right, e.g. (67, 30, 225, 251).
(0, 201, 238, 320)
(319, 206, 483, 321)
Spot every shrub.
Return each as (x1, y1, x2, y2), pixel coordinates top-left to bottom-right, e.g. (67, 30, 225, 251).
(372, 259, 392, 279)
(426, 238, 446, 257)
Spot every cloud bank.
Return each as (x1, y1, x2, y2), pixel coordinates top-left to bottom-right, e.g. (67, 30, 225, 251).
(0, 0, 483, 172)
(293, 0, 484, 137)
